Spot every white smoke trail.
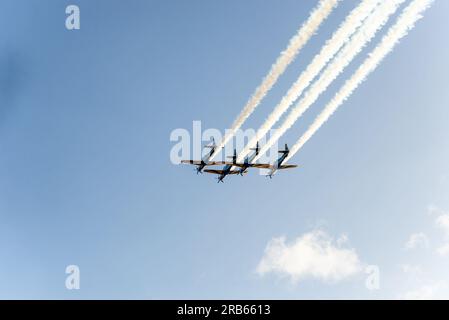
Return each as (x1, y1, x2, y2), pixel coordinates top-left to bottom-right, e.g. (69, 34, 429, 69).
(210, 0, 339, 160)
(254, 0, 405, 162)
(238, 0, 382, 162)
(286, 0, 434, 162)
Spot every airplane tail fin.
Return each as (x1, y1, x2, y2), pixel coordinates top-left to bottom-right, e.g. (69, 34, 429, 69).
(278, 143, 289, 154)
(227, 149, 237, 164)
(250, 141, 260, 155)
(204, 137, 217, 149)
(205, 138, 217, 158)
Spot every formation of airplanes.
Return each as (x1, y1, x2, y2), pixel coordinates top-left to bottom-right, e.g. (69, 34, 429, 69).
(181, 138, 298, 183)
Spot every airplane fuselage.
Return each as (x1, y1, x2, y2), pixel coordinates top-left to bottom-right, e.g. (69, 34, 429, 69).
(196, 148, 215, 173)
(238, 152, 257, 175)
(267, 152, 288, 177)
(218, 164, 233, 182)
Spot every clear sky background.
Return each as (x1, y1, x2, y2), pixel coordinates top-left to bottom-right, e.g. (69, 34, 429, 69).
(1, 0, 448, 299)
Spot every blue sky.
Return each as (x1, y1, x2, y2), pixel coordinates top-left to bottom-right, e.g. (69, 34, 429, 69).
(1, 0, 448, 299)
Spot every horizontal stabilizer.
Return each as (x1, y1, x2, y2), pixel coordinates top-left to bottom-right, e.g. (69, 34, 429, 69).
(279, 164, 298, 169)
(279, 143, 289, 154)
(204, 138, 216, 148)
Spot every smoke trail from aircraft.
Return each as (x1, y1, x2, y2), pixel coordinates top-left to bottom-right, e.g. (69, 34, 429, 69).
(237, 0, 382, 162)
(210, 0, 339, 160)
(286, 0, 434, 162)
(254, 0, 405, 162)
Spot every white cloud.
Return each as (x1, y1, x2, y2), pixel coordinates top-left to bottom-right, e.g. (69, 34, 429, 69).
(418, 205, 449, 257)
(435, 213, 449, 238)
(436, 243, 449, 256)
(398, 205, 449, 299)
(433, 208, 449, 256)
(400, 283, 443, 300)
(427, 204, 444, 216)
(404, 232, 429, 250)
(400, 264, 423, 276)
(256, 230, 362, 284)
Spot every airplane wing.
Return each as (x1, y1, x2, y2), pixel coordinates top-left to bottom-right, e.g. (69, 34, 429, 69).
(279, 164, 298, 169)
(206, 162, 270, 168)
(199, 162, 268, 169)
(209, 161, 234, 166)
(205, 161, 251, 168)
(227, 162, 246, 168)
(205, 161, 227, 166)
(204, 169, 225, 175)
(249, 163, 273, 169)
(181, 160, 223, 166)
(204, 169, 242, 175)
(181, 160, 202, 165)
